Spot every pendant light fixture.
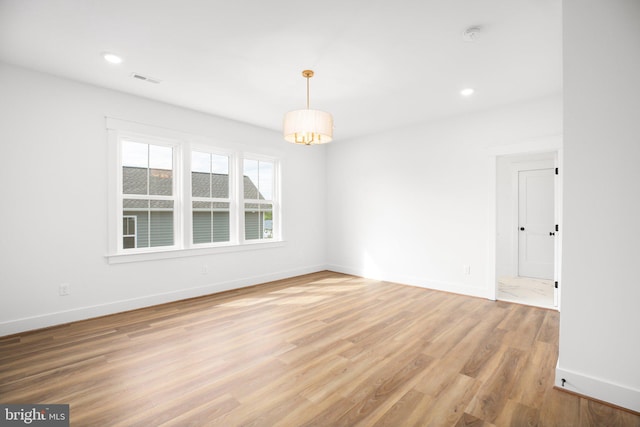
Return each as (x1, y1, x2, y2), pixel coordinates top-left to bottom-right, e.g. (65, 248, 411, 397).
(283, 70, 333, 145)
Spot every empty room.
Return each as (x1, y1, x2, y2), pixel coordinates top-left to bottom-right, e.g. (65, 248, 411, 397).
(1, 0, 639, 426)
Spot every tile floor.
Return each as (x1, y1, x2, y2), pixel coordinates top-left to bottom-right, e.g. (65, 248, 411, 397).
(497, 276, 555, 309)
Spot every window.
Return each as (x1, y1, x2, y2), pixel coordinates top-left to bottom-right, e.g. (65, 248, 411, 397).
(107, 118, 281, 261)
(122, 216, 137, 249)
(121, 139, 176, 249)
(192, 151, 231, 244)
(243, 159, 275, 241)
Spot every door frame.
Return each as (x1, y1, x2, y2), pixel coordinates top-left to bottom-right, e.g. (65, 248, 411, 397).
(486, 135, 563, 310)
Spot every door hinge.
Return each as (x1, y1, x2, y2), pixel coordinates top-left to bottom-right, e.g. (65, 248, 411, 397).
(555, 167, 558, 175)
(555, 281, 558, 289)
(555, 224, 559, 232)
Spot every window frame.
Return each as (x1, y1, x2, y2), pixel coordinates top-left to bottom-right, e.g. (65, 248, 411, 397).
(241, 154, 280, 244)
(116, 132, 182, 254)
(106, 118, 283, 264)
(122, 215, 137, 249)
(189, 145, 238, 247)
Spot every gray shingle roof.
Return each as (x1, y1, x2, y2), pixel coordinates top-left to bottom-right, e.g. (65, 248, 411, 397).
(122, 167, 264, 200)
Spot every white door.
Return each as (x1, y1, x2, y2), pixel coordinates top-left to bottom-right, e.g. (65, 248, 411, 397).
(518, 168, 554, 279)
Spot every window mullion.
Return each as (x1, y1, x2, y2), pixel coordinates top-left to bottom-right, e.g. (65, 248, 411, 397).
(230, 152, 238, 245)
(123, 194, 175, 201)
(238, 154, 245, 245)
(191, 197, 230, 203)
(181, 141, 191, 249)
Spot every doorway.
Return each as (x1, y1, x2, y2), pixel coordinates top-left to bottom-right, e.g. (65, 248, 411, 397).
(495, 152, 558, 309)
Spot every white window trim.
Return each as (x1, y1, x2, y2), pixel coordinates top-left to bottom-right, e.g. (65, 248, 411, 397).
(106, 117, 284, 264)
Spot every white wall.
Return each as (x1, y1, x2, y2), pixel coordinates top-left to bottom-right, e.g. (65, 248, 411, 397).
(0, 63, 327, 335)
(496, 156, 516, 279)
(326, 96, 562, 298)
(557, 0, 640, 411)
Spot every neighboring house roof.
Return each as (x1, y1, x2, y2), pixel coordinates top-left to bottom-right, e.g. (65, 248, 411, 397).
(122, 167, 264, 200)
(192, 171, 229, 198)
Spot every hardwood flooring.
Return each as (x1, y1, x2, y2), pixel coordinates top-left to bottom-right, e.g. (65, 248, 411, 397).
(1, 271, 638, 426)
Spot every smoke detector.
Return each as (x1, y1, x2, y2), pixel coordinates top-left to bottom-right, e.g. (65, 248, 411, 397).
(462, 26, 482, 42)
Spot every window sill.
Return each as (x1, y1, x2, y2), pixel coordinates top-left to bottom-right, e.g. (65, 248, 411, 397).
(106, 240, 285, 264)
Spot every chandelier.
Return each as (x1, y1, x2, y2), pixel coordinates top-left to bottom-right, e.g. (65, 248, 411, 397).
(283, 70, 333, 145)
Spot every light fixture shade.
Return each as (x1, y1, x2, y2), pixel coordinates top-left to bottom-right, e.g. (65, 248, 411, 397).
(283, 109, 333, 145)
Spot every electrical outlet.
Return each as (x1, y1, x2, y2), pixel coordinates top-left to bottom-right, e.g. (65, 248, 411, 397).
(59, 283, 70, 296)
(463, 265, 471, 275)
(201, 266, 208, 275)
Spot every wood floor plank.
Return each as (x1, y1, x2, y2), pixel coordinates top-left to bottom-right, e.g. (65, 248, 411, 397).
(372, 388, 428, 427)
(454, 412, 492, 427)
(413, 373, 481, 426)
(538, 387, 582, 427)
(1, 271, 638, 426)
(333, 352, 432, 426)
(154, 393, 240, 427)
(297, 355, 380, 404)
(536, 310, 560, 344)
(493, 399, 539, 427)
(579, 398, 640, 427)
(508, 341, 558, 408)
(504, 307, 547, 351)
(464, 347, 529, 422)
(422, 316, 482, 359)
(459, 328, 508, 378)
(496, 303, 530, 330)
(413, 356, 467, 397)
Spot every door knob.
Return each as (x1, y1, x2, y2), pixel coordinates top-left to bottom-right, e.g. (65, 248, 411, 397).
(520, 227, 525, 231)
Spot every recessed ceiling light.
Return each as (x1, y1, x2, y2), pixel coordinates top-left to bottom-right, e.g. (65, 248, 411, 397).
(461, 88, 475, 97)
(103, 53, 123, 64)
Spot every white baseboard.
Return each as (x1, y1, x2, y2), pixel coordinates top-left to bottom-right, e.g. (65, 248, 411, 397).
(326, 264, 491, 300)
(555, 365, 640, 413)
(0, 264, 327, 336)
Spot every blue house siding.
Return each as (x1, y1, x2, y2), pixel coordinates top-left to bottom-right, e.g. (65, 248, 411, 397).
(193, 211, 230, 244)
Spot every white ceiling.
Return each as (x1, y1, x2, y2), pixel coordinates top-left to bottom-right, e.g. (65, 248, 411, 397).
(0, 0, 562, 141)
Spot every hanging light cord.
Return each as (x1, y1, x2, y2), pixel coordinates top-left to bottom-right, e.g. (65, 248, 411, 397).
(306, 75, 310, 110)
(302, 69, 314, 110)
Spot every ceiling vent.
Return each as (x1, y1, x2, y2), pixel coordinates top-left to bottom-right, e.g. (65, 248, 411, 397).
(130, 73, 161, 84)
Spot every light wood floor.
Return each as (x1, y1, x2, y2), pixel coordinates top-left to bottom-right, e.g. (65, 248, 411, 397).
(1, 271, 638, 426)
